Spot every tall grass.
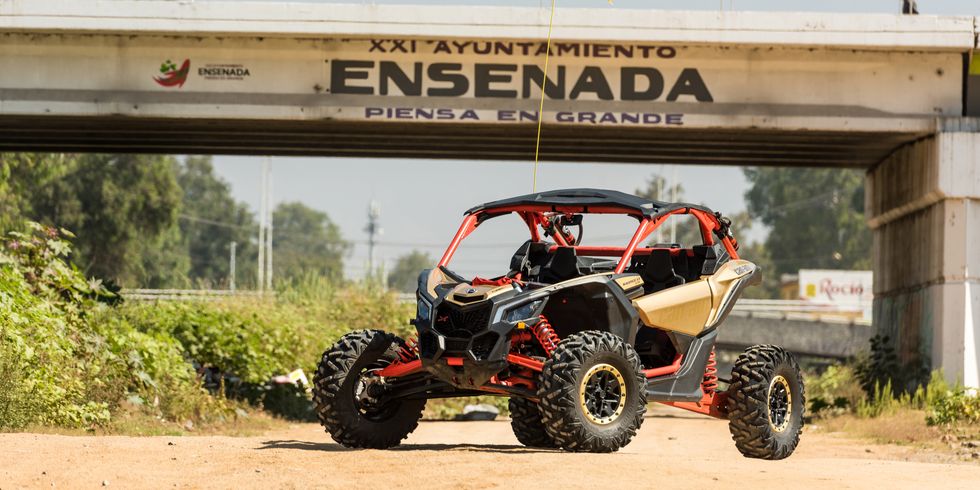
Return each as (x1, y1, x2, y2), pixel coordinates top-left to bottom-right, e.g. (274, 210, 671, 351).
(809, 366, 980, 428)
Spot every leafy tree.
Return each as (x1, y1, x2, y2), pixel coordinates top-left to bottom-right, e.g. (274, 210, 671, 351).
(176, 156, 257, 288)
(0, 154, 76, 231)
(743, 167, 870, 281)
(387, 250, 433, 292)
(272, 202, 349, 284)
(0, 153, 187, 286)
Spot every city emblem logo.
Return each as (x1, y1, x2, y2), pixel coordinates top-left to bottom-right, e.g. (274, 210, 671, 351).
(154, 59, 191, 88)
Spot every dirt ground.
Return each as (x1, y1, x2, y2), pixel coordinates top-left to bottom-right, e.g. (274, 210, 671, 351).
(2, 405, 978, 489)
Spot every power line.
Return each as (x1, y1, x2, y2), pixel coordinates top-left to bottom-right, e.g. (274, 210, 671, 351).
(179, 214, 254, 230)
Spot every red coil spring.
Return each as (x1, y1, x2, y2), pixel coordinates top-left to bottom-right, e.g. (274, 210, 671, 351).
(532, 316, 561, 356)
(702, 348, 719, 393)
(398, 336, 419, 362)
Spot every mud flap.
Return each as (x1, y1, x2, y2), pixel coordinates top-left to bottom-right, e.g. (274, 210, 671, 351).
(352, 332, 396, 372)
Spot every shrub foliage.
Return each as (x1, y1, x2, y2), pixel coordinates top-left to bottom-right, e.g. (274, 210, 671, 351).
(0, 223, 412, 430)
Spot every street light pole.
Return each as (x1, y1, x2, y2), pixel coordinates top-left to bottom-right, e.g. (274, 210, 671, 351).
(366, 200, 382, 279)
(257, 160, 267, 291)
(265, 170, 274, 291)
(229, 241, 237, 291)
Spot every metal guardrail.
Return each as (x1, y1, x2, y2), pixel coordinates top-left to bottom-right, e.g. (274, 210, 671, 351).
(126, 290, 871, 325)
(124, 289, 271, 301)
(394, 293, 870, 324)
(731, 299, 871, 325)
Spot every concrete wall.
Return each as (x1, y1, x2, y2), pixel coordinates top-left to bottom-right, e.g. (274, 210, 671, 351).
(717, 314, 874, 359)
(867, 126, 980, 386)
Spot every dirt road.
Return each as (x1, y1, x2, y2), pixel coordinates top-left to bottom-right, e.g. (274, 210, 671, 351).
(2, 406, 978, 489)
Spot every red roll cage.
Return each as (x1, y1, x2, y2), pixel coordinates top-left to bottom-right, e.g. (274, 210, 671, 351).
(437, 203, 740, 275)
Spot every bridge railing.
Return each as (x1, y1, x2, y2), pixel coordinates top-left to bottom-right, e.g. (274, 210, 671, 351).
(125, 291, 871, 325)
(123, 289, 270, 301)
(731, 299, 871, 325)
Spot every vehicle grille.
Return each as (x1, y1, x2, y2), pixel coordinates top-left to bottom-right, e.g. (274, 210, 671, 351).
(434, 303, 492, 338)
(470, 332, 499, 360)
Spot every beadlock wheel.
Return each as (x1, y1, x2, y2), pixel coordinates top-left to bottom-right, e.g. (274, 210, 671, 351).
(579, 363, 627, 425)
(537, 331, 647, 453)
(768, 375, 792, 432)
(727, 344, 805, 460)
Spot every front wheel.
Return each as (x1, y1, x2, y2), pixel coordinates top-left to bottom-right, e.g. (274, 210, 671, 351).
(312, 330, 426, 449)
(727, 344, 805, 460)
(537, 331, 647, 453)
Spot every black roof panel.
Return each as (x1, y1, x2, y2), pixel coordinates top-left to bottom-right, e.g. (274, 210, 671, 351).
(466, 188, 684, 217)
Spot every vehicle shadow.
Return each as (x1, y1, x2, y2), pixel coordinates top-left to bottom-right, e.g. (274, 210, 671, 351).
(258, 440, 553, 454)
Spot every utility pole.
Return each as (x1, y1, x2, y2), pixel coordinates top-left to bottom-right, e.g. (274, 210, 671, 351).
(229, 241, 237, 291)
(365, 200, 382, 278)
(257, 160, 267, 291)
(265, 169, 274, 291)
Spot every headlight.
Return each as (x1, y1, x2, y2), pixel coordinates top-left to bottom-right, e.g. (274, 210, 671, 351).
(417, 298, 432, 323)
(506, 300, 543, 322)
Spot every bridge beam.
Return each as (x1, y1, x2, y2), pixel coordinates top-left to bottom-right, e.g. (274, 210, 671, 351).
(867, 121, 980, 387)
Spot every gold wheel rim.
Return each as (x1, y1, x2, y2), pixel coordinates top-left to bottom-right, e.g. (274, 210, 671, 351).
(768, 375, 792, 433)
(578, 363, 627, 425)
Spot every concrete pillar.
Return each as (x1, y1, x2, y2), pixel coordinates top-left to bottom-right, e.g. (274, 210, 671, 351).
(867, 126, 980, 387)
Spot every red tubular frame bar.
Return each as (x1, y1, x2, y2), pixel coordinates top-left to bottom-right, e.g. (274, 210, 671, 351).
(438, 213, 479, 267)
(506, 353, 545, 372)
(643, 355, 683, 378)
(437, 204, 739, 272)
(376, 359, 422, 378)
(662, 391, 729, 419)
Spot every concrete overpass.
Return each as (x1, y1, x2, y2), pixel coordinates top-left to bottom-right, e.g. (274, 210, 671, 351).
(1, 0, 979, 386)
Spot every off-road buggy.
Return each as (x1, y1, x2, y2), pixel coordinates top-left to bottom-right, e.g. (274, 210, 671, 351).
(314, 189, 804, 458)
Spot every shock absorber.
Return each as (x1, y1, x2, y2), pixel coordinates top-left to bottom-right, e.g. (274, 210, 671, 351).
(702, 348, 719, 393)
(397, 336, 419, 362)
(532, 315, 561, 356)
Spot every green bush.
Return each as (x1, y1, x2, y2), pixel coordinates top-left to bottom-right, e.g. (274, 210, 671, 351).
(808, 358, 980, 431)
(807, 365, 866, 415)
(0, 223, 414, 430)
(0, 224, 114, 428)
(925, 372, 980, 426)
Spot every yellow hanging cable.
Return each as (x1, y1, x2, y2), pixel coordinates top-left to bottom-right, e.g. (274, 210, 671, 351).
(532, 0, 557, 193)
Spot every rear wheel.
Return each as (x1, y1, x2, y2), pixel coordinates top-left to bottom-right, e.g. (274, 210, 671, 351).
(537, 331, 647, 453)
(312, 330, 426, 449)
(508, 397, 559, 448)
(727, 344, 805, 460)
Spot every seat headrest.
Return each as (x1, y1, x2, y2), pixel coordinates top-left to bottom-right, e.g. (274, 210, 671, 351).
(542, 246, 579, 282)
(510, 240, 553, 273)
(644, 249, 678, 282)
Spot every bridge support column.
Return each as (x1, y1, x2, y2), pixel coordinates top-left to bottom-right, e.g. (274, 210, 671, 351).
(867, 127, 980, 387)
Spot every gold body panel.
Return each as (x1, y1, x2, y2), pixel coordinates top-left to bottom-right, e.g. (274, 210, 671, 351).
(632, 260, 757, 336)
(443, 282, 512, 305)
(424, 268, 451, 298)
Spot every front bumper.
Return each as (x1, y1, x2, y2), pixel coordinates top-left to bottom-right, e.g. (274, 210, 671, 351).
(417, 300, 514, 387)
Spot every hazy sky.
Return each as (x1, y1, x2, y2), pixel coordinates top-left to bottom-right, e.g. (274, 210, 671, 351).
(210, 0, 980, 279)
